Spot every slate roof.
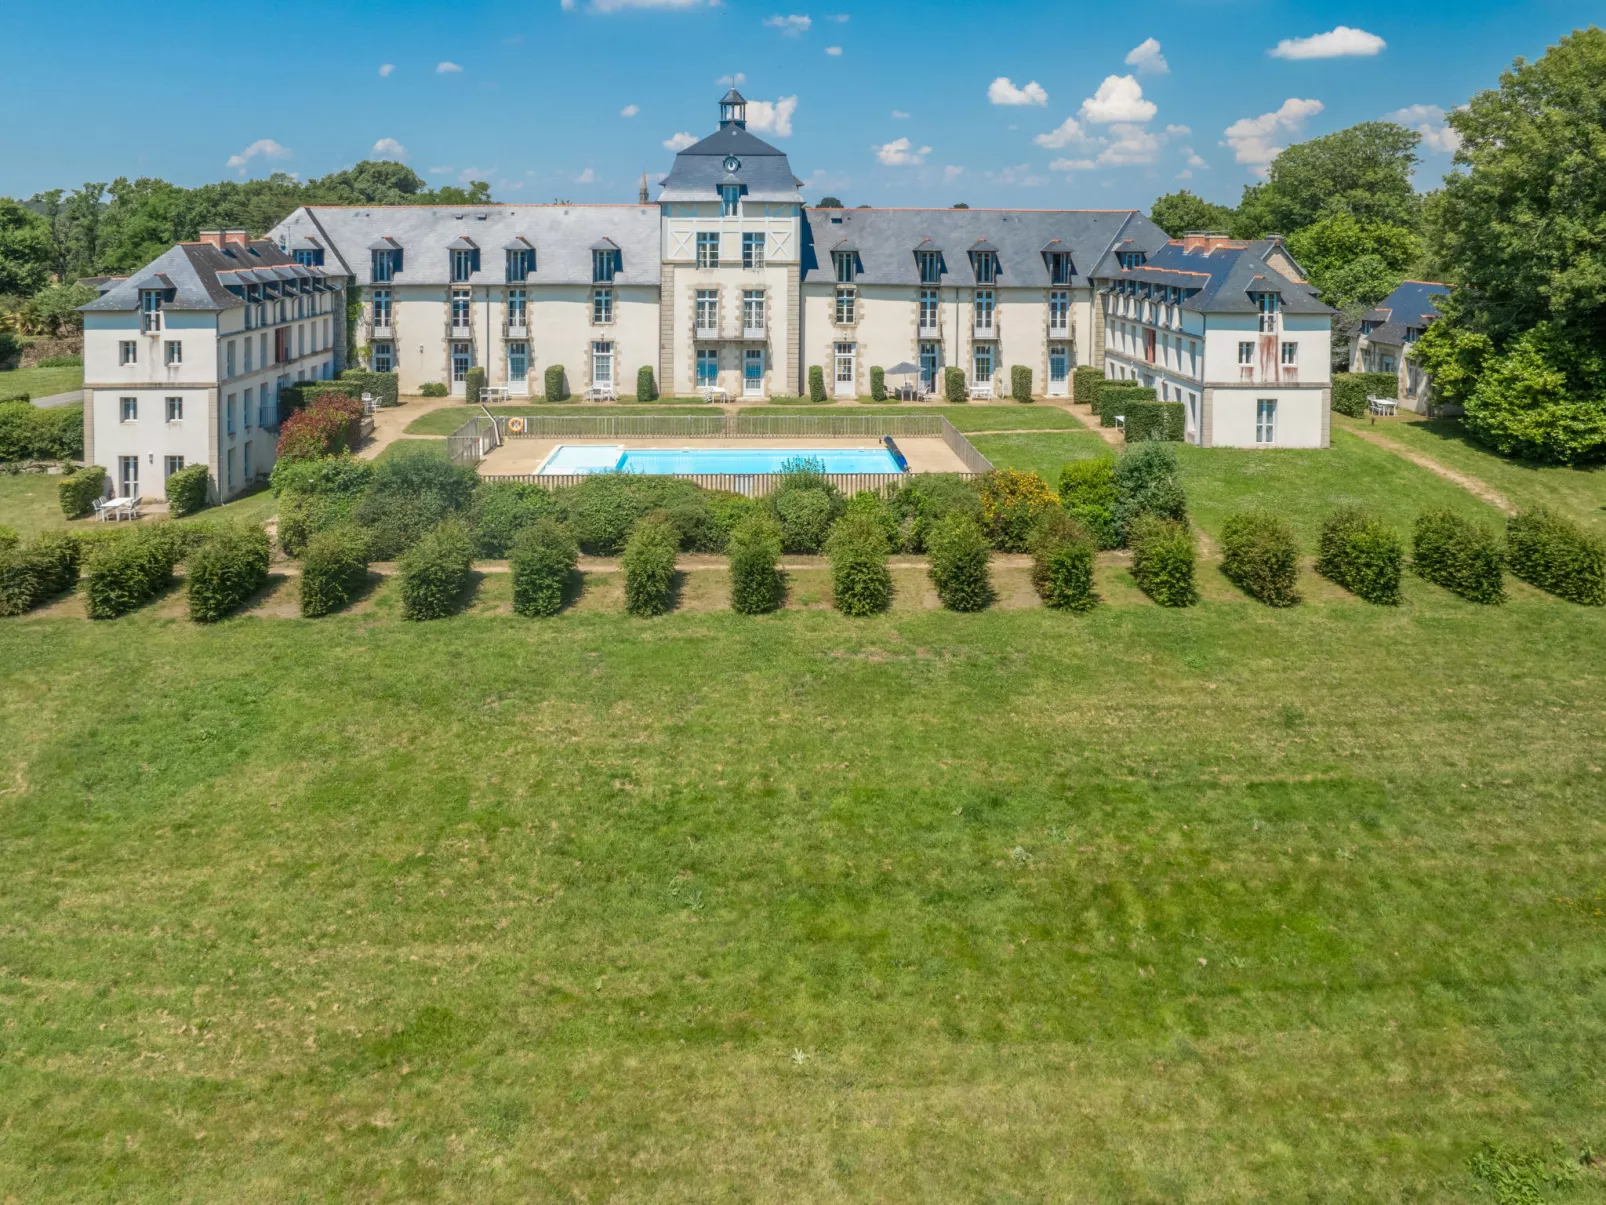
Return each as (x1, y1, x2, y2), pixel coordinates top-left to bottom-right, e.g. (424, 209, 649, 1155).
(1110, 239, 1334, 315)
(267, 205, 662, 286)
(79, 238, 324, 312)
(657, 123, 804, 204)
(1361, 280, 1449, 343)
(798, 208, 1169, 287)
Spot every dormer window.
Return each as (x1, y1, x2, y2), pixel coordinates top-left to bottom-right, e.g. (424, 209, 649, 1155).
(917, 250, 943, 284)
(972, 250, 998, 284)
(506, 248, 533, 282)
(371, 249, 400, 282)
(592, 248, 619, 283)
(139, 289, 163, 333)
(1049, 253, 1073, 285)
(833, 251, 857, 284)
(1254, 291, 1280, 334)
(1404, 326, 1421, 343)
(721, 185, 741, 217)
(1118, 250, 1146, 269)
(294, 248, 323, 268)
(450, 247, 479, 283)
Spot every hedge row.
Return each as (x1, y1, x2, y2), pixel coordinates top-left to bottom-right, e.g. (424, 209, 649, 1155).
(165, 463, 210, 517)
(927, 513, 992, 611)
(1506, 507, 1606, 605)
(187, 525, 271, 622)
(0, 531, 80, 616)
(1316, 506, 1403, 604)
(59, 465, 106, 518)
(1123, 400, 1185, 443)
(1220, 509, 1300, 607)
(1072, 366, 1103, 407)
(0, 400, 83, 462)
(300, 526, 371, 617)
(1129, 515, 1198, 607)
(827, 511, 891, 616)
(1028, 509, 1097, 612)
(82, 526, 188, 619)
(339, 369, 399, 407)
(728, 515, 785, 614)
(1331, 372, 1398, 419)
(622, 513, 679, 616)
(398, 520, 475, 620)
(1412, 509, 1505, 604)
(1097, 383, 1156, 428)
(510, 518, 579, 617)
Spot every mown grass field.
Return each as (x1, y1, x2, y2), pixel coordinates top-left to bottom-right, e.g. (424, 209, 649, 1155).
(0, 363, 83, 400)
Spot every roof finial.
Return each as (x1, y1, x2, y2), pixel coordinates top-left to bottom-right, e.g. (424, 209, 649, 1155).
(639, 171, 649, 204)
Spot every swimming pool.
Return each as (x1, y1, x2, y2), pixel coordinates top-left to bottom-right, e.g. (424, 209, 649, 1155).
(537, 445, 905, 476)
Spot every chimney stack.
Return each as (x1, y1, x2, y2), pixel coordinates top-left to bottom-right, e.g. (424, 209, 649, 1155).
(196, 230, 225, 249)
(1182, 231, 1236, 254)
(224, 228, 250, 247)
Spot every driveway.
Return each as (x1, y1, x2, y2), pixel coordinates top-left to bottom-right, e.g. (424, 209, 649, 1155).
(32, 390, 84, 409)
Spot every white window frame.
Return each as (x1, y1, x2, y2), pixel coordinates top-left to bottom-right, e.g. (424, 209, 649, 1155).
(919, 288, 939, 331)
(507, 341, 529, 384)
(165, 396, 182, 422)
(743, 348, 765, 396)
(695, 232, 719, 269)
(1280, 340, 1298, 366)
(372, 341, 393, 373)
(451, 342, 473, 384)
(695, 289, 719, 333)
(1238, 341, 1254, 366)
(450, 248, 475, 283)
(119, 455, 139, 498)
(742, 289, 764, 333)
(742, 231, 765, 268)
(450, 288, 471, 330)
(164, 455, 185, 479)
(120, 396, 138, 422)
(1049, 290, 1069, 332)
(833, 342, 856, 396)
(506, 288, 525, 326)
(974, 289, 995, 331)
(834, 286, 855, 325)
(592, 287, 614, 325)
(721, 185, 741, 217)
(591, 341, 614, 387)
(119, 341, 137, 366)
(917, 251, 942, 284)
(695, 347, 719, 387)
(1255, 398, 1277, 445)
(834, 252, 856, 284)
(973, 342, 995, 384)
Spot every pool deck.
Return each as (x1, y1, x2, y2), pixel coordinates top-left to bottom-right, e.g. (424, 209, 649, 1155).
(477, 436, 970, 477)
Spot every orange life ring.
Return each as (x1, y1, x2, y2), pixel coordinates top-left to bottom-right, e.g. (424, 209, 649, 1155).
(507, 416, 527, 435)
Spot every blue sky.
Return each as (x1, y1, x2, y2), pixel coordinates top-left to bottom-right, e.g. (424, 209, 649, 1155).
(2, 1, 1598, 210)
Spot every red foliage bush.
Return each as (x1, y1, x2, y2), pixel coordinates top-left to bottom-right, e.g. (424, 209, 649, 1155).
(276, 392, 363, 464)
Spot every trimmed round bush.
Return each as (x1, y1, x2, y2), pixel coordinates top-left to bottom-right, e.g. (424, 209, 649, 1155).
(1113, 442, 1188, 544)
(0, 532, 80, 616)
(1220, 509, 1301, 607)
(59, 465, 106, 519)
(165, 463, 210, 517)
(728, 515, 785, 614)
(1316, 506, 1403, 605)
(1028, 509, 1097, 612)
(636, 365, 658, 402)
(82, 527, 182, 619)
(927, 512, 992, 611)
(187, 525, 271, 623)
(398, 519, 475, 620)
(976, 469, 1058, 552)
(1010, 364, 1032, 403)
(1412, 509, 1505, 604)
(943, 366, 967, 404)
(1505, 506, 1606, 605)
(1129, 515, 1198, 607)
(470, 481, 557, 557)
(622, 513, 679, 617)
(510, 518, 580, 618)
(1058, 457, 1119, 549)
(299, 526, 371, 617)
(888, 474, 985, 553)
(808, 365, 827, 403)
(465, 366, 486, 407)
(826, 512, 891, 616)
(870, 365, 886, 402)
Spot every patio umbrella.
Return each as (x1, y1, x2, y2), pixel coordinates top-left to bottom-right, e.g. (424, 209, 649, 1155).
(885, 360, 919, 375)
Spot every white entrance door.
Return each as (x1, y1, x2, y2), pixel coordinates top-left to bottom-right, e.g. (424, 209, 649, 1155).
(834, 342, 856, 398)
(743, 349, 765, 397)
(508, 342, 529, 396)
(451, 343, 472, 395)
(919, 341, 941, 395)
(1048, 346, 1069, 395)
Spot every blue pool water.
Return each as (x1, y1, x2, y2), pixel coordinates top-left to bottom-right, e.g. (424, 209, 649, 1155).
(539, 445, 904, 476)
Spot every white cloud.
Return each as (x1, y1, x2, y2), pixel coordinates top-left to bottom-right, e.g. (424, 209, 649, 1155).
(718, 73, 747, 86)
(1164, 124, 1191, 138)
(437, 61, 462, 73)
(875, 137, 930, 166)
(943, 164, 965, 183)
(1079, 75, 1156, 124)
(1184, 148, 1207, 168)
(576, 168, 596, 184)
(371, 138, 408, 159)
(1269, 25, 1385, 60)
(663, 131, 698, 150)
(826, 11, 848, 20)
(378, 63, 395, 77)
(746, 95, 798, 137)
(591, 0, 716, 10)
(1176, 170, 1193, 180)
(620, 103, 640, 117)
(1033, 116, 1087, 149)
(429, 166, 453, 175)
(1387, 103, 1463, 153)
(987, 77, 1048, 107)
(562, 0, 575, 8)
(1125, 37, 1168, 75)
(825, 45, 842, 55)
(891, 109, 910, 119)
(1049, 158, 1098, 171)
(226, 139, 291, 168)
(988, 163, 1047, 187)
(1223, 97, 1324, 171)
(764, 13, 811, 35)
(1097, 123, 1161, 166)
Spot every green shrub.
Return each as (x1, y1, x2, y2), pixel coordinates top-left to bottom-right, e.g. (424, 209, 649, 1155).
(1028, 510, 1097, 612)
(703, 489, 756, 549)
(37, 354, 82, 368)
(1412, 509, 1505, 604)
(977, 469, 1058, 552)
(1113, 442, 1188, 544)
(164, 462, 210, 517)
(1072, 366, 1103, 407)
(927, 512, 992, 611)
(1097, 383, 1157, 428)
(944, 366, 967, 404)
(1010, 365, 1032, 403)
(545, 364, 570, 402)
(59, 465, 106, 518)
(339, 369, 399, 407)
(354, 445, 478, 560)
(808, 365, 827, 403)
(826, 512, 892, 616)
(1129, 515, 1198, 607)
(841, 490, 898, 548)
(271, 453, 373, 499)
(1505, 507, 1606, 605)
(465, 366, 487, 407)
(510, 518, 579, 617)
(0, 401, 83, 461)
(622, 513, 679, 617)
(1316, 506, 1404, 604)
(419, 382, 449, 398)
(888, 474, 985, 553)
(636, 365, 658, 402)
(470, 481, 557, 557)
(773, 488, 837, 554)
(398, 519, 475, 620)
(1123, 400, 1185, 442)
(728, 514, 785, 614)
(870, 365, 886, 402)
(1464, 324, 1606, 464)
(186, 525, 271, 623)
(1220, 509, 1301, 606)
(0, 525, 15, 552)
(299, 526, 370, 617)
(555, 475, 719, 556)
(0, 532, 80, 616)
(1058, 458, 1119, 549)
(82, 527, 182, 619)
(1331, 372, 1397, 419)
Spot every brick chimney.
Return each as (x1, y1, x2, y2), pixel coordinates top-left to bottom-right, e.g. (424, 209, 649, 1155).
(1182, 231, 1236, 254)
(196, 230, 226, 249)
(223, 229, 250, 246)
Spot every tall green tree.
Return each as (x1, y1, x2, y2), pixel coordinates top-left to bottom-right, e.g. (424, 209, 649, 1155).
(0, 198, 51, 296)
(1232, 122, 1422, 237)
(1287, 211, 1422, 308)
(1148, 190, 1235, 238)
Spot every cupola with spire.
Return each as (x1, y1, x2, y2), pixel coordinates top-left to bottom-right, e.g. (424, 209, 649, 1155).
(719, 88, 747, 129)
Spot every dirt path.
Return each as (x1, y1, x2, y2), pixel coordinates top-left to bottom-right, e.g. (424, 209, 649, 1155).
(357, 396, 458, 460)
(1345, 424, 1515, 514)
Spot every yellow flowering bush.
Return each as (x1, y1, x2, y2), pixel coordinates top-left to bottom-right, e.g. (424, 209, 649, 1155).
(976, 469, 1058, 551)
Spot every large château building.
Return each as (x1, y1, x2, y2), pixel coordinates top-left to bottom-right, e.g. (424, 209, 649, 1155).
(81, 89, 1334, 503)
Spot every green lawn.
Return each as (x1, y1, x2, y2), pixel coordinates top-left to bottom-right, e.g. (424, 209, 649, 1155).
(2, 587, 1605, 1200)
(1338, 413, 1606, 533)
(0, 474, 277, 540)
(970, 430, 1114, 481)
(0, 363, 83, 401)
